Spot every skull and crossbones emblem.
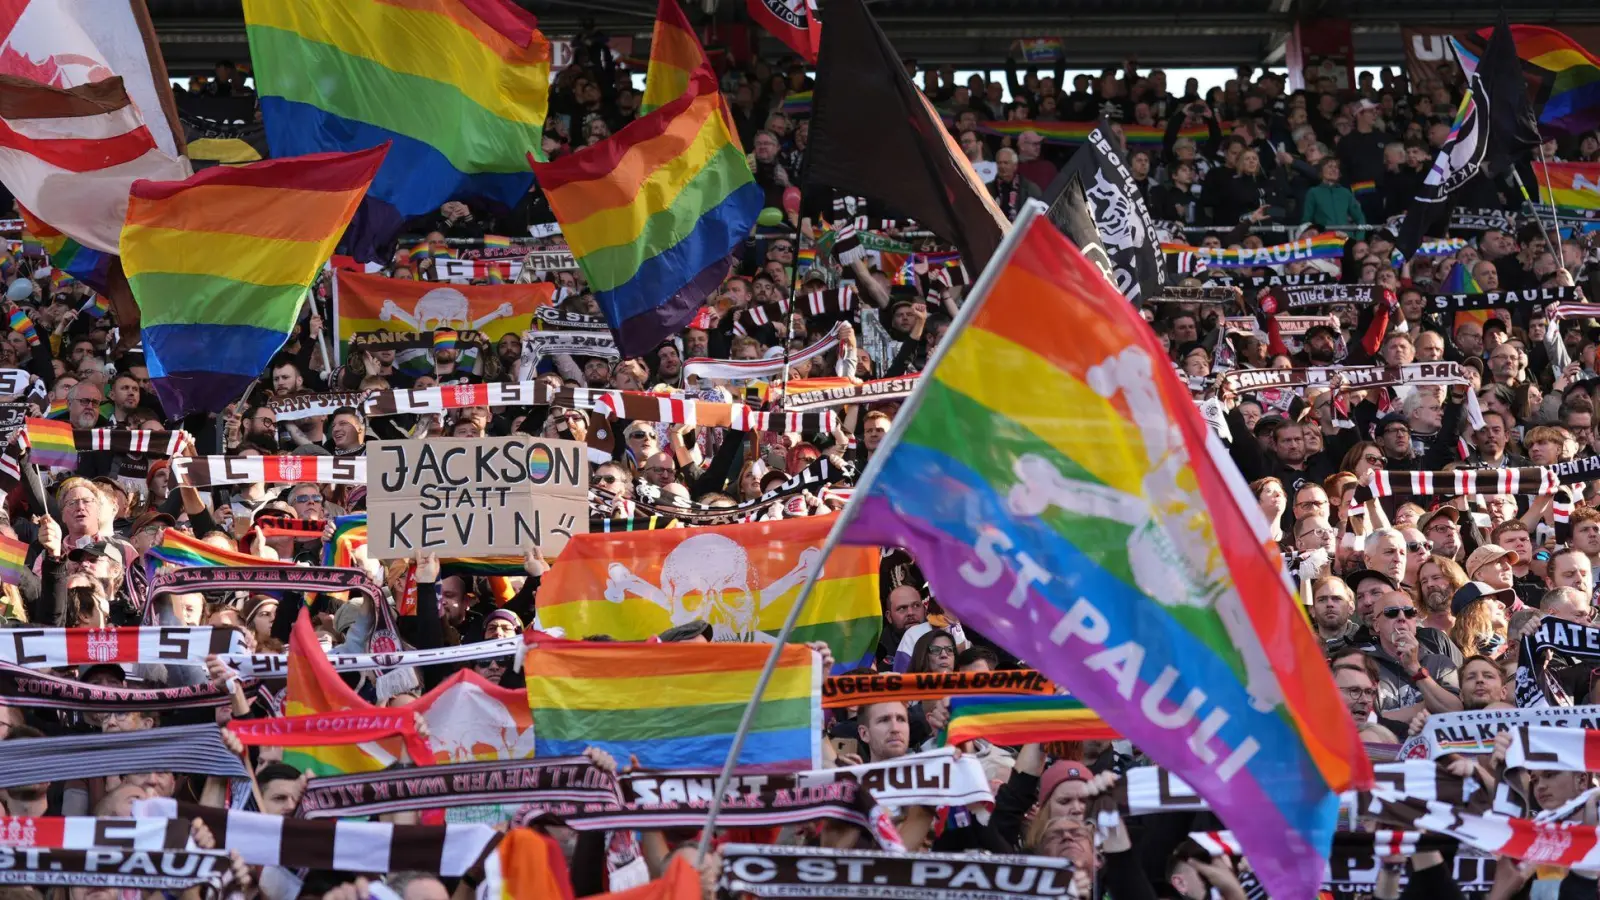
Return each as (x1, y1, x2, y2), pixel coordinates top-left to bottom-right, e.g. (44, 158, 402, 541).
(603, 534, 820, 641)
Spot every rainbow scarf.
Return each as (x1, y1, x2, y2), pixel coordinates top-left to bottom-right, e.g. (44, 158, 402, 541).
(24, 418, 75, 468)
(838, 213, 1369, 900)
(525, 637, 821, 770)
(242, 0, 551, 261)
(433, 329, 458, 353)
(144, 528, 293, 573)
(1417, 238, 1470, 259)
(8, 310, 37, 347)
(1351, 180, 1377, 196)
(975, 119, 1215, 147)
(943, 694, 1117, 746)
(0, 533, 26, 587)
(531, 65, 760, 356)
(482, 234, 513, 250)
(1161, 232, 1345, 269)
(120, 146, 384, 417)
(322, 514, 368, 568)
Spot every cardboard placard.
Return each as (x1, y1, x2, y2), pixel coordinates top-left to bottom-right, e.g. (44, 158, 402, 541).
(366, 436, 588, 559)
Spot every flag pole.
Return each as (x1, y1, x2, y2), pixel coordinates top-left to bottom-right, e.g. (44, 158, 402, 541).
(1534, 137, 1567, 256)
(693, 203, 1036, 861)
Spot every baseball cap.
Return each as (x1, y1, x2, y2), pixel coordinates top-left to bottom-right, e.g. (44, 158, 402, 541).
(1357, 99, 1380, 112)
(1344, 568, 1398, 592)
(1451, 580, 1516, 616)
(66, 540, 122, 569)
(1418, 505, 1460, 532)
(1039, 761, 1092, 805)
(1465, 544, 1519, 579)
(130, 509, 174, 533)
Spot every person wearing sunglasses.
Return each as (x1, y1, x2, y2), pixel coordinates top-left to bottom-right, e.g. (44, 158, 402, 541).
(1371, 591, 1461, 719)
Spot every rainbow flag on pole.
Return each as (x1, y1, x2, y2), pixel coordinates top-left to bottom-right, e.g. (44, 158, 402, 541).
(120, 146, 385, 417)
(0, 534, 26, 586)
(531, 59, 760, 355)
(837, 206, 1370, 900)
(1455, 24, 1600, 138)
(23, 419, 76, 469)
(18, 206, 114, 296)
(242, 0, 551, 261)
(524, 637, 821, 771)
(639, 0, 703, 116)
(943, 694, 1117, 746)
(535, 515, 880, 672)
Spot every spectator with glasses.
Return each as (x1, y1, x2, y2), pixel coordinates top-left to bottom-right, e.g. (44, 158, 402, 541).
(1328, 647, 1400, 745)
(1370, 590, 1461, 718)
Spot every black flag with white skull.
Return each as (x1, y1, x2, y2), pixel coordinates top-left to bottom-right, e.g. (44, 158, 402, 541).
(1044, 174, 1121, 295)
(1044, 123, 1165, 304)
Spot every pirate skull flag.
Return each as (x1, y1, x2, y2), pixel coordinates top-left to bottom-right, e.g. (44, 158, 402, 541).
(1045, 122, 1166, 304)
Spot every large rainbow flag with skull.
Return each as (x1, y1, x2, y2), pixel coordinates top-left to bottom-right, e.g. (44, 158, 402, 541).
(535, 516, 879, 672)
(836, 207, 1371, 900)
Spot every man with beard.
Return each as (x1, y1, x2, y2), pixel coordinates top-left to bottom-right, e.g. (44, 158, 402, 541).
(1294, 323, 1339, 367)
(1417, 554, 1468, 634)
(876, 585, 927, 670)
(494, 333, 521, 380)
(580, 358, 612, 387)
(1420, 507, 1464, 565)
(431, 333, 477, 387)
(1311, 576, 1359, 647)
(649, 341, 683, 386)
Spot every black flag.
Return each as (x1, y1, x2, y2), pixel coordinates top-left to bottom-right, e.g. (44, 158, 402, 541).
(1043, 123, 1165, 303)
(803, 0, 1008, 271)
(1044, 174, 1119, 293)
(1397, 14, 1539, 258)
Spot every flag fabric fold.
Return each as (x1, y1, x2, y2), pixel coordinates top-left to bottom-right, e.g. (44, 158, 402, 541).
(242, 0, 550, 261)
(748, 0, 821, 64)
(640, 0, 706, 116)
(530, 64, 760, 356)
(1456, 24, 1600, 139)
(803, 0, 1007, 272)
(120, 145, 385, 417)
(285, 608, 421, 775)
(836, 206, 1370, 900)
(0, 75, 190, 257)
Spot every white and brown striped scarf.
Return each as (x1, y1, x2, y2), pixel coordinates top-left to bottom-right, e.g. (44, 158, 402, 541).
(171, 455, 366, 486)
(1355, 455, 1600, 504)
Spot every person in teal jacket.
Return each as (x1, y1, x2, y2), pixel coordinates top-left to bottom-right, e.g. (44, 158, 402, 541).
(1301, 158, 1366, 227)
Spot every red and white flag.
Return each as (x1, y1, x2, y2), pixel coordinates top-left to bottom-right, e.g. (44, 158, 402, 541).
(748, 0, 821, 63)
(0, 75, 188, 254)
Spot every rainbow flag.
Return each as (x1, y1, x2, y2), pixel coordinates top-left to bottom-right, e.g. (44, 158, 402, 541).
(430, 244, 454, 261)
(640, 0, 703, 116)
(1541, 161, 1600, 211)
(242, 0, 551, 262)
(408, 242, 429, 263)
(19, 234, 40, 258)
(536, 516, 880, 672)
(1015, 38, 1064, 63)
(146, 527, 292, 573)
(482, 234, 513, 250)
(1351, 180, 1377, 196)
(120, 146, 384, 417)
(1456, 24, 1600, 138)
(17, 206, 114, 296)
(48, 270, 74, 294)
(780, 91, 812, 116)
(323, 514, 369, 567)
(24, 418, 76, 469)
(478, 828, 575, 900)
(796, 247, 817, 268)
(44, 399, 67, 421)
(524, 637, 822, 770)
(975, 120, 1216, 147)
(78, 294, 111, 319)
(1440, 257, 1490, 328)
(837, 210, 1370, 900)
(943, 694, 1117, 746)
(8, 310, 36, 347)
(286, 609, 405, 775)
(0, 534, 26, 586)
(485, 263, 507, 284)
(531, 63, 760, 356)
(1160, 232, 1345, 269)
